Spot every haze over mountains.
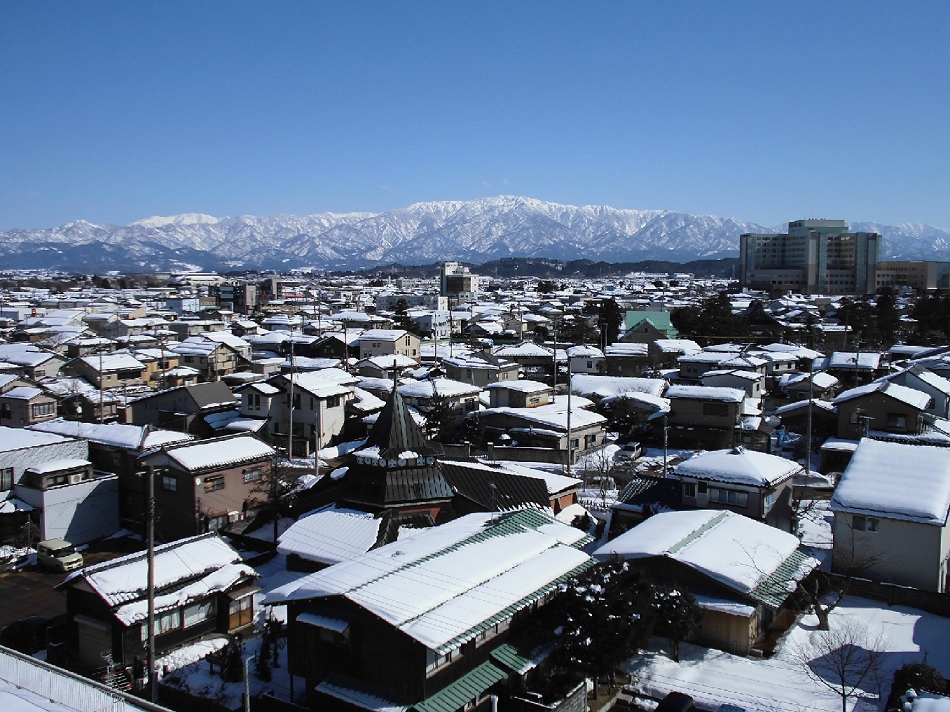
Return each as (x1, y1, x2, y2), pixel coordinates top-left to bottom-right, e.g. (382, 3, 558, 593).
(2, 196, 949, 273)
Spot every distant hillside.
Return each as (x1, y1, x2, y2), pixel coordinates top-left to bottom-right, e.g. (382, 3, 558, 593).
(2, 197, 946, 272)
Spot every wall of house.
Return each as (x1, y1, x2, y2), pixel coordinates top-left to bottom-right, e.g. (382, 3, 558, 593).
(696, 608, 757, 657)
(0, 438, 88, 484)
(668, 397, 741, 429)
(835, 393, 923, 440)
(15, 474, 119, 543)
(832, 512, 947, 592)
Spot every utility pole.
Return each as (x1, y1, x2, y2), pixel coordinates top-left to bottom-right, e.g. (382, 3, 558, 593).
(288, 348, 296, 462)
(565, 359, 573, 478)
(314, 397, 322, 480)
(146, 466, 157, 702)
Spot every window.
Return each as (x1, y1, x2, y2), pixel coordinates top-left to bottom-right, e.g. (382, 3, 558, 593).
(183, 600, 215, 628)
(710, 488, 748, 507)
(31, 402, 55, 418)
(248, 393, 261, 411)
(698, 482, 708, 495)
(887, 413, 908, 429)
(228, 595, 253, 630)
(764, 491, 776, 511)
(243, 467, 262, 484)
(141, 609, 182, 640)
(0, 403, 9, 418)
(0, 467, 12, 492)
(702, 402, 729, 417)
(204, 476, 225, 493)
(161, 474, 177, 492)
(684, 482, 696, 498)
(853, 515, 880, 532)
(327, 395, 342, 408)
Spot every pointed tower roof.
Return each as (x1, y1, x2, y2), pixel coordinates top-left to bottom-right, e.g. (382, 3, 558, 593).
(343, 388, 453, 511)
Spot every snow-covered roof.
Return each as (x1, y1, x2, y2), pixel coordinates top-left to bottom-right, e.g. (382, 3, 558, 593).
(827, 351, 882, 370)
(25, 458, 90, 474)
(566, 345, 604, 358)
(481, 398, 607, 431)
(604, 343, 648, 357)
(30, 418, 193, 450)
(1, 386, 44, 400)
(161, 435, 275, 471)
(267, 510, 592, 653)
(666, 385, 745, 403)
(483, 379, 551, 393)
(653, 339, 702, 354)
(570, 374, 666, 399)
(80, 352, 145, 371)
(594, 509, 817, 604)
(492, 342, 553, 358)
(397, 377, 481, 399)
(675, 447, 800, 487)
(277, 504, 381, 565)
(830, 439, 950, 525)
(357, 329, 409, 342)
(65, 533, 255, 625)
(0, 426, 75, 452)
(833, 380, 932, 410)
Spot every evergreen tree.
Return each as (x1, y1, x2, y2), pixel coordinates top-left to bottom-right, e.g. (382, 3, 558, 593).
(597, 298, 623, 346)
(553, 558, 655, 689)
(653, 585, 703, 662)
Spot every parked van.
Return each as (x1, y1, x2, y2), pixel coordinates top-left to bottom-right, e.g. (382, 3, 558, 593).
(615, 441, 643, 460)
(36, 539, 83, 572)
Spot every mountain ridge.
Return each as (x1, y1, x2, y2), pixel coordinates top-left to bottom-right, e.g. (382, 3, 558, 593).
(2, 196, 947, 273)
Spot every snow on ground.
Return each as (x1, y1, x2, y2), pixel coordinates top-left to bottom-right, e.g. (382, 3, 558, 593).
(624, 597, 950, 711)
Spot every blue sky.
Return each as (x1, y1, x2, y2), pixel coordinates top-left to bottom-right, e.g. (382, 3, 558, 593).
(2, 1, 948, 231)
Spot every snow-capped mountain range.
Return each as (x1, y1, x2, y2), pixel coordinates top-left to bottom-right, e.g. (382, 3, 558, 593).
(2, 196, 948, 273)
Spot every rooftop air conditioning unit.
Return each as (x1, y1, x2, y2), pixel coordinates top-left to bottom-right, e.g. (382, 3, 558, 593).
(68, 473, 84, 485)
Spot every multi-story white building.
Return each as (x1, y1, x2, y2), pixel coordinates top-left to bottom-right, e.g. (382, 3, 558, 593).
(739, 219, 880, 295)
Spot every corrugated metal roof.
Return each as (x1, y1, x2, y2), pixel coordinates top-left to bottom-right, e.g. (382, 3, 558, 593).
(412, 661, 506, 712)
(749, 546, 818, 609)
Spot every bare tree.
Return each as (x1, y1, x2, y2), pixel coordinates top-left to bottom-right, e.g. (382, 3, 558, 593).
(795, 619, 887, 712)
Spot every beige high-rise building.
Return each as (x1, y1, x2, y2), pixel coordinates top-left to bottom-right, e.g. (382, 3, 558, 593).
(739, 219, 881, 295)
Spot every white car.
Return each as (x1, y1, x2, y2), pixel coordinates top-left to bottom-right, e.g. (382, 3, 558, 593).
(36, 539, 83, 572)
(615, 441, 642, 460)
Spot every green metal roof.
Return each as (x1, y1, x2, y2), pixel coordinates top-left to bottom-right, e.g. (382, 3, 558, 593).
(413, 661, 507, 712)
(749, 545, 818, 609)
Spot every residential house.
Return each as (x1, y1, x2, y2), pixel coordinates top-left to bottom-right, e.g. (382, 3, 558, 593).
(604, 342, 650, 377)
(483, 380, 552, 409)
(14, 457, 119, 544)
(0, 427, 90, 545)
(830, 438, 950, 592)
(675, 447, 798, 531)
(0, 384, 58, 427)
(664, 385, 748, 450)
(440, 459, 581, 517)
(478, 395, 607, 461)
(621, 311, 679, 343)
(824, 351, 888, 387)
(139, 433, 276, 538)
(441, 351, 520, 388)
(170, 336, 245, 381)
(58, 534, 258, 672)
(397, 378, 481, 420)
(565, 345, 605, 375)
(0, 344, 67, 380)
(260, 368, 359, 456)
(595, 509, 818, 655)
(884, 365, 950, 419)
(649, 339, 701, 369)
(491, 342, 555, 382)
(357, 329, 421, 362)
(833, 381, 931, 440)
(69, 352, 147, 389)
(123, 381, 238, 436)
(29, 419, 193, 535)
(267, 509, 594, 712)
(700, 369, 766, 400)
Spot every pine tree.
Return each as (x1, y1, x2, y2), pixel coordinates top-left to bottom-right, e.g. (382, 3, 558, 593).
(653, 585, 703, 662)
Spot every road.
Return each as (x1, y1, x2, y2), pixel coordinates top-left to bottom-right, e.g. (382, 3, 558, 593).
(0, 536, 146, 632)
